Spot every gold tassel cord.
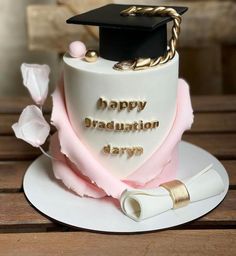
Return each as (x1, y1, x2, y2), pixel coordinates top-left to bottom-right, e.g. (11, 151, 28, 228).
(113, 6, 182, 71)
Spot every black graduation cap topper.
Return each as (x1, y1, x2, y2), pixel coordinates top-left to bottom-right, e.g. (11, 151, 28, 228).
(67, 4, 188, 65)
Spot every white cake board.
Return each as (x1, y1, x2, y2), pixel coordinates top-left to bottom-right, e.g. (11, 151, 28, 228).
(23, 141, 229, 233)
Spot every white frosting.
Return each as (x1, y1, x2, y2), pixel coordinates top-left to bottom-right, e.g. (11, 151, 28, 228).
(63, 53, 179, 179)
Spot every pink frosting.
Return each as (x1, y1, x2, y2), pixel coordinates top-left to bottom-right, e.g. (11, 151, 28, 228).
(50, 78, 193, 199)
(50, 133, 106, 198)
(125, 78, 194, 186)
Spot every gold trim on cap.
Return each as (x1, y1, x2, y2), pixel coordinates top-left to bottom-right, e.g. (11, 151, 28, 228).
(113, 6, 182, 71)
(161, 180, 190, 209)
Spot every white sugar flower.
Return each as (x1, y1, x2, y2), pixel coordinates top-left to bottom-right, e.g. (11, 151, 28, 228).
(21, 63, 50, 106)
(12, 105, 50, 147)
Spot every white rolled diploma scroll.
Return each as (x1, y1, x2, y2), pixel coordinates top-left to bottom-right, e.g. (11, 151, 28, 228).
(120, 164, 225, 221)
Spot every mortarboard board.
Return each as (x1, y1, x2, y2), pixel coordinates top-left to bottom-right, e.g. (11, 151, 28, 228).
(67, 4, 188, 61)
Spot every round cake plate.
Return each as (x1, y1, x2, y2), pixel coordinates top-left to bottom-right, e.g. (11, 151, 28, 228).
(23, 141, 229, 233)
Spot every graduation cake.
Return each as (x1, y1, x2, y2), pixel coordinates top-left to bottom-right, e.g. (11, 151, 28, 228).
(13, 4, 228, 223)
(49, 4, 194, 199)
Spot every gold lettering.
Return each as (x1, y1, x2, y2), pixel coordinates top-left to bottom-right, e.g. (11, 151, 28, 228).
(124, 123, 133, 132)
(97, 98, 147, 112)
(84, 118, 91, 128)
(152, 121, 159, 129)
(135, 147, 144, 156)
(144, 122, 152, 129)
(140, 120, 144, 130)
(128, 101, 137, 111)
(97, 98, 107, 110)
(126, 147, 135, 158)
(115, 123, 124, 131)
(106, 121, 114, 130)
(92, 120, 98, 128)
(133, 122, 139, 131)
(138, 101, 147, 112)
(112, 147, 120, 155)
(98, 122, 106, 129)
(84, 118, 159, 132)
(102, 145, 144, 158)
(120, 147, 126, 155)
(109, 101, 118, 110)
(103, 145, 110, 154)
(119, 101, 128, 111)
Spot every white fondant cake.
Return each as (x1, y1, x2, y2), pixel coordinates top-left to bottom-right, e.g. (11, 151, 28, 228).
(12, 4, 200, 221)
(48, 4, 194, 200)
(63, 53, 179, 179)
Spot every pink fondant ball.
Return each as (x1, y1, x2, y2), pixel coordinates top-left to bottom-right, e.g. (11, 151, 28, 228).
(69, 41, 87, 58)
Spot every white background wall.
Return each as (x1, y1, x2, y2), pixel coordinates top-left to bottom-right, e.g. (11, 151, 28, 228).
(1, 0, 235, 95)
(0, 0, 59, 96)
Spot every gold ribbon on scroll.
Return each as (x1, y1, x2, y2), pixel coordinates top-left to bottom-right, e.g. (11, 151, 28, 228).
(161, 180, 190, 209)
